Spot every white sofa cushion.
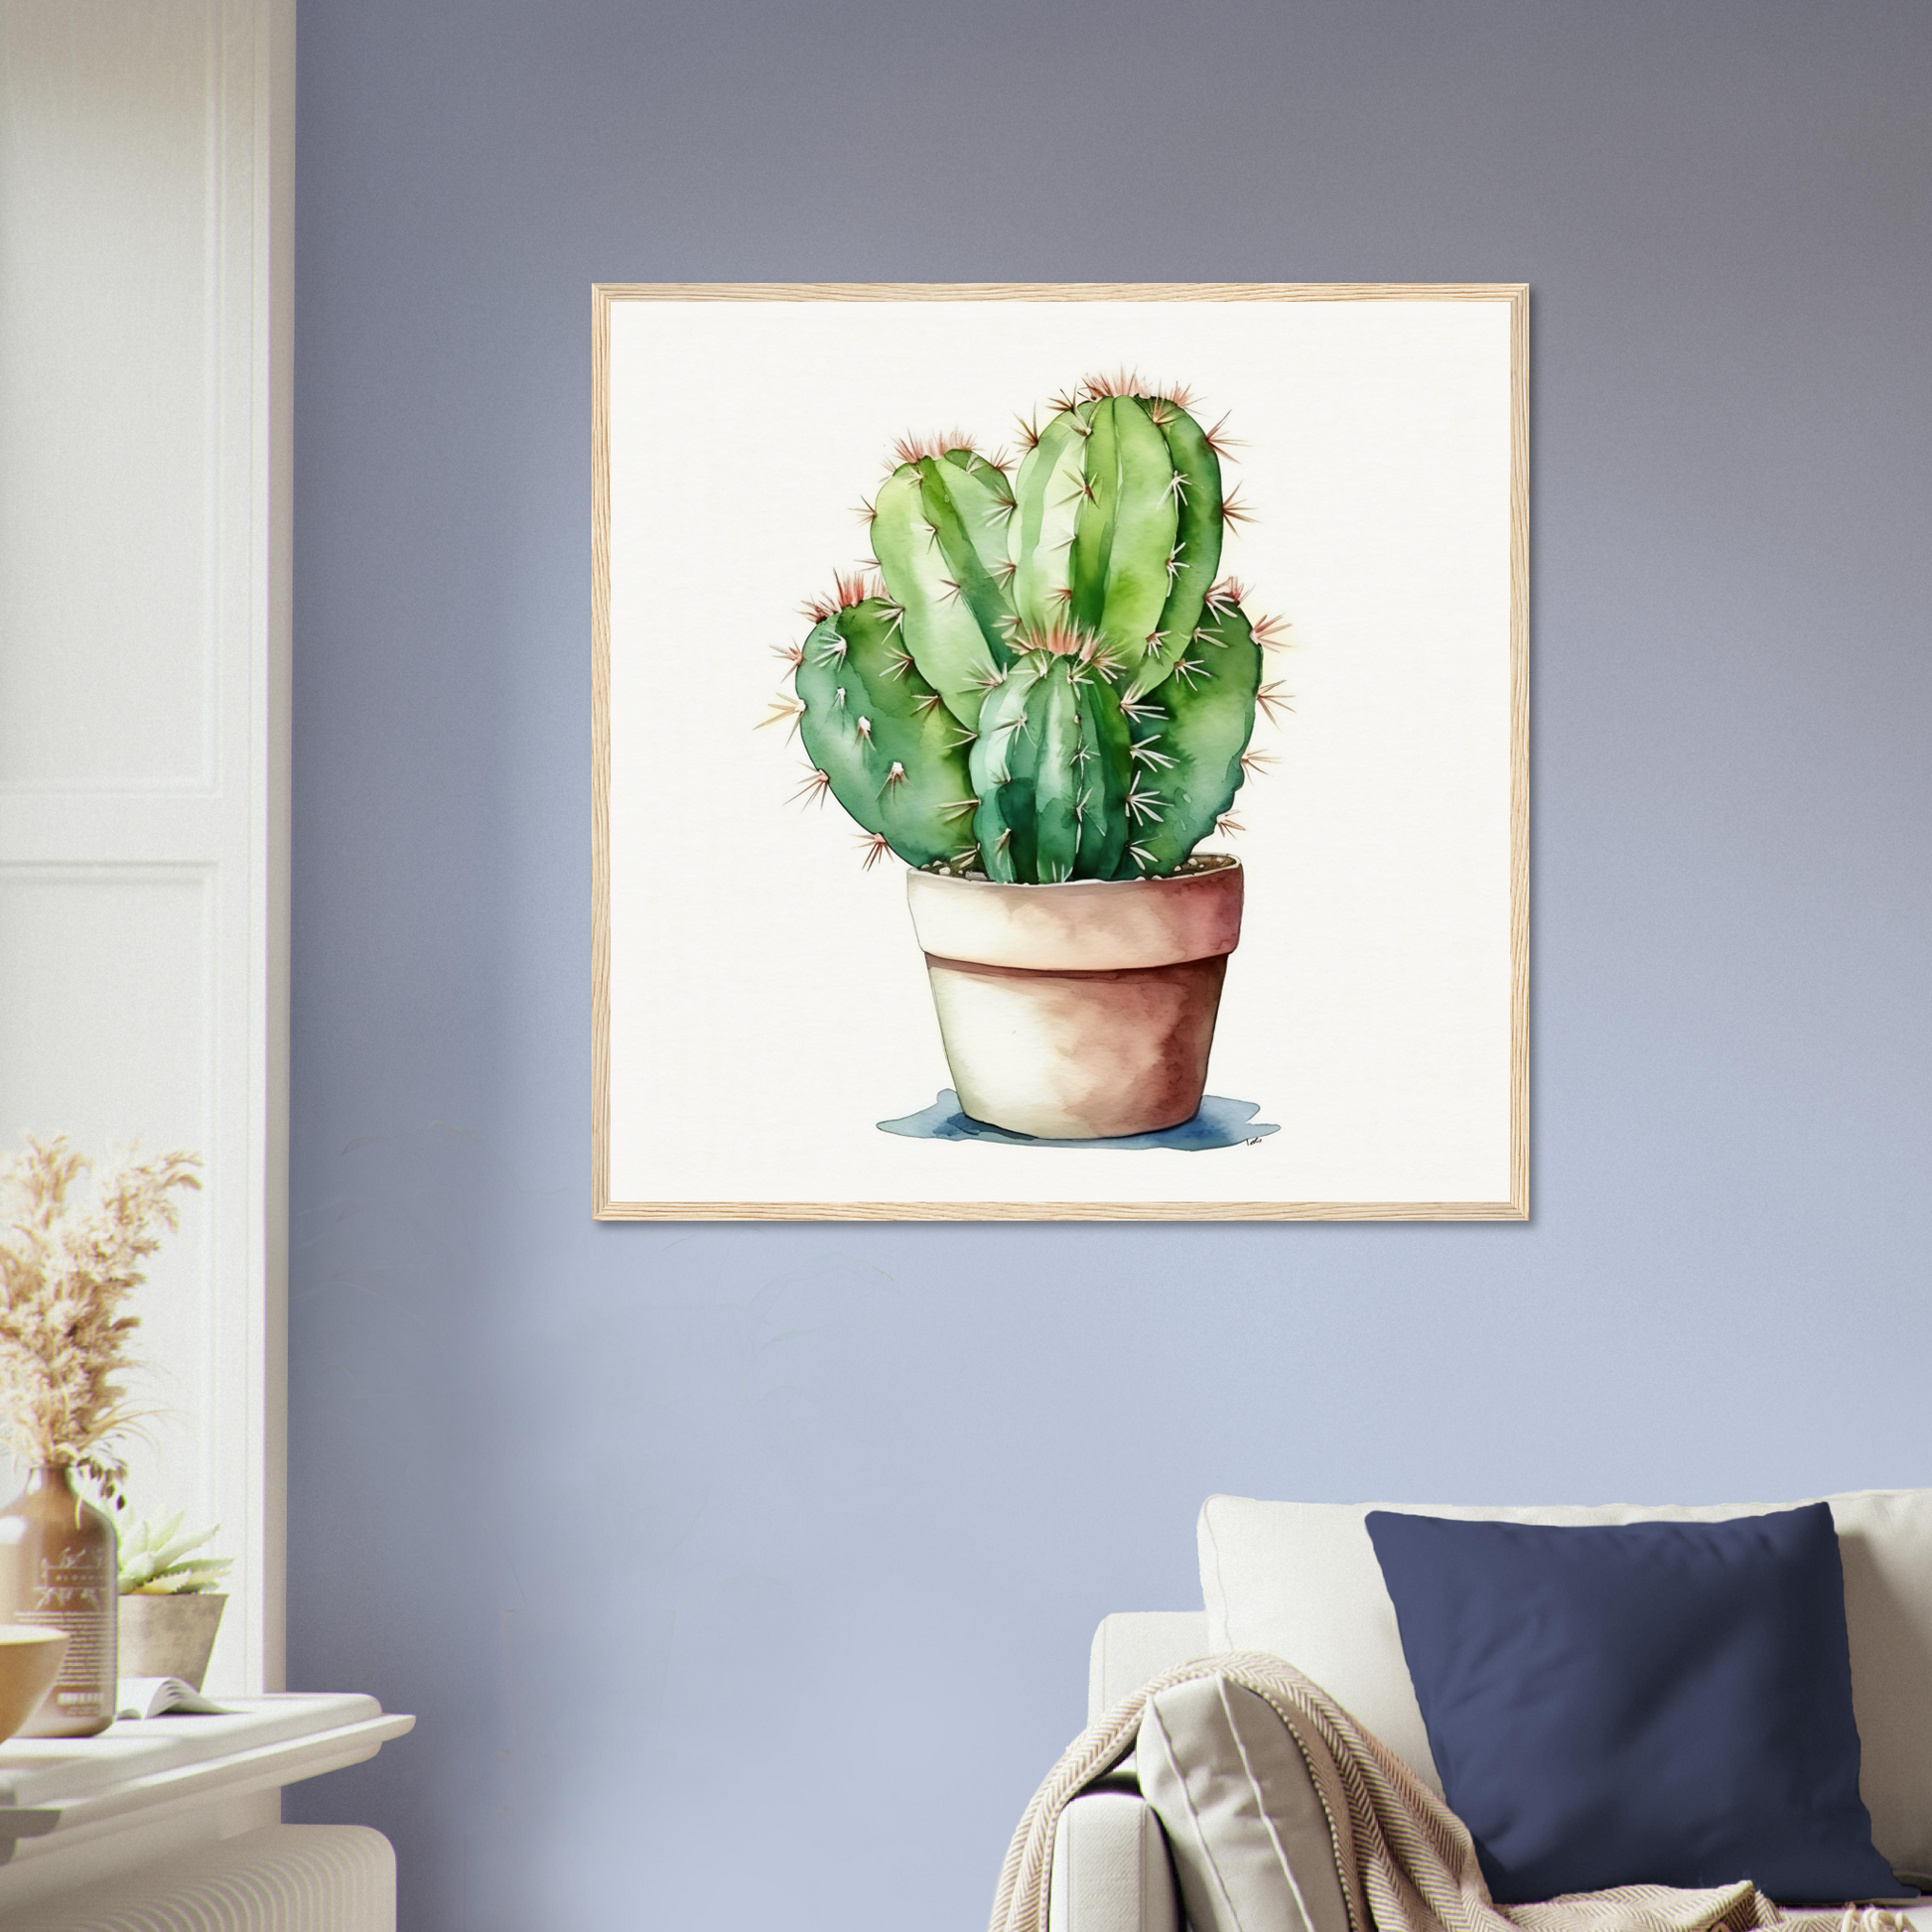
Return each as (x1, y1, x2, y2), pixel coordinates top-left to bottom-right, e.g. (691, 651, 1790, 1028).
(1137, 1674, 1352, 1932)
(1199, 1490, 1932, 1877)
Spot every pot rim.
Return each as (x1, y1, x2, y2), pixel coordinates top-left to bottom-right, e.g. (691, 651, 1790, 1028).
(912, 852, 1240, 895)
(906, 852, 1244, 973)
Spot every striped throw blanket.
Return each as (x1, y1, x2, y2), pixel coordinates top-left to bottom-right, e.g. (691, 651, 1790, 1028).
(990, 1653, 1911, 1932)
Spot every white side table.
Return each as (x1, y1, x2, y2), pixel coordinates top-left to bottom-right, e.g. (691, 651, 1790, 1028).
(0, 1695, 413, 1925)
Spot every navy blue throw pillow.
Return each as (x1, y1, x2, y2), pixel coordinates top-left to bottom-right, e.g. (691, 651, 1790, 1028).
(1364, 1505, 1901, 1905)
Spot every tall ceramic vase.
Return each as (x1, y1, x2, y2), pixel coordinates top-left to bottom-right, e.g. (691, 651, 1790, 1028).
(0, 1466, 118, 1735)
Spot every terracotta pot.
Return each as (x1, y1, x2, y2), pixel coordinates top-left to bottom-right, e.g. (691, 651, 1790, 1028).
(119, 1592, 227, 1691)
(904, 857, 1243, 1139)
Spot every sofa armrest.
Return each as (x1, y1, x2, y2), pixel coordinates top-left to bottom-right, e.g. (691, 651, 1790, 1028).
(1048, 1789, 1179, 1932)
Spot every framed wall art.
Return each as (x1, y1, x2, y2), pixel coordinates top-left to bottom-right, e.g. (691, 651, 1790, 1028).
(593, 283, 1527, 1220)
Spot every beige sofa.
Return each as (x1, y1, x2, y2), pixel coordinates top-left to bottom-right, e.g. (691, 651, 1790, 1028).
(1046, 1493, 1932, 1932)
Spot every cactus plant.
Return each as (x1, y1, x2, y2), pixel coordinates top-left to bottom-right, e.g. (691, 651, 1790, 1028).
(770, 377, 1288, 885)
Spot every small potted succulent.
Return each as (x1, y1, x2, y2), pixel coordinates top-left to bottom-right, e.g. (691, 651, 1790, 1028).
(768, 374, 1287, 1139)
(118, 1513, 232, 1690)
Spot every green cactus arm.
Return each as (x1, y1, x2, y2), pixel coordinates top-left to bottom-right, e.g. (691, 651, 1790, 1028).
(1124, 404, 1225, 702)
(794, 609, 978, 869)
(963, 650, 1135, 885)
(1070, 397, 1180, 664)
(967, 658, 1044, 883)
(1117, 601, 1260, 877)
(1030, 659, 1085, 885)
(1009, 407, 1090, 634)
(917, 455, 1019, 660)
(871, 464, 1005, 733)
(870, 468, 999, 731)
(1073, 666, 1134, 880)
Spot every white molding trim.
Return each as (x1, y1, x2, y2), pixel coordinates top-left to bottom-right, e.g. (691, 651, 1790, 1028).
(0, 0, 294, 1694)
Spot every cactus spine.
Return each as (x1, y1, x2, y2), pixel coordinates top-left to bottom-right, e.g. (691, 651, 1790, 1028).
(778, 378, 1281, 885)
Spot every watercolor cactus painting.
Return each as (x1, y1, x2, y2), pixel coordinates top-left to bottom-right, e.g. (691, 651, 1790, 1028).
(597, 285, 1527, 1220)
(765, 374, 1292, 1144)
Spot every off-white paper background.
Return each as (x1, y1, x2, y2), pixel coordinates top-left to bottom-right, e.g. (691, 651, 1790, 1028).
(603, 296, 1514, 1206)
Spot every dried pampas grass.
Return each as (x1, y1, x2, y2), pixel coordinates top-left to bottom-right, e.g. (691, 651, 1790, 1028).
(0, 1137, 202, 1503)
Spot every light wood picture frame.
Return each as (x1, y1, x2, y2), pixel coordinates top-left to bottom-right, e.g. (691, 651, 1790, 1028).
(594, 283, 1528, 1221)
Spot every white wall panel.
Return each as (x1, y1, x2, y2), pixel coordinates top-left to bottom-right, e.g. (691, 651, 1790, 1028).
(0, 3, 213, 787)
(0, 867, 211, 1135)
(0, 0, 291, 1698)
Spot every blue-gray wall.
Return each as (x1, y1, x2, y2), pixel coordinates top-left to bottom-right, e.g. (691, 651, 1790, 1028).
(288, 4, 1932, 1927)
